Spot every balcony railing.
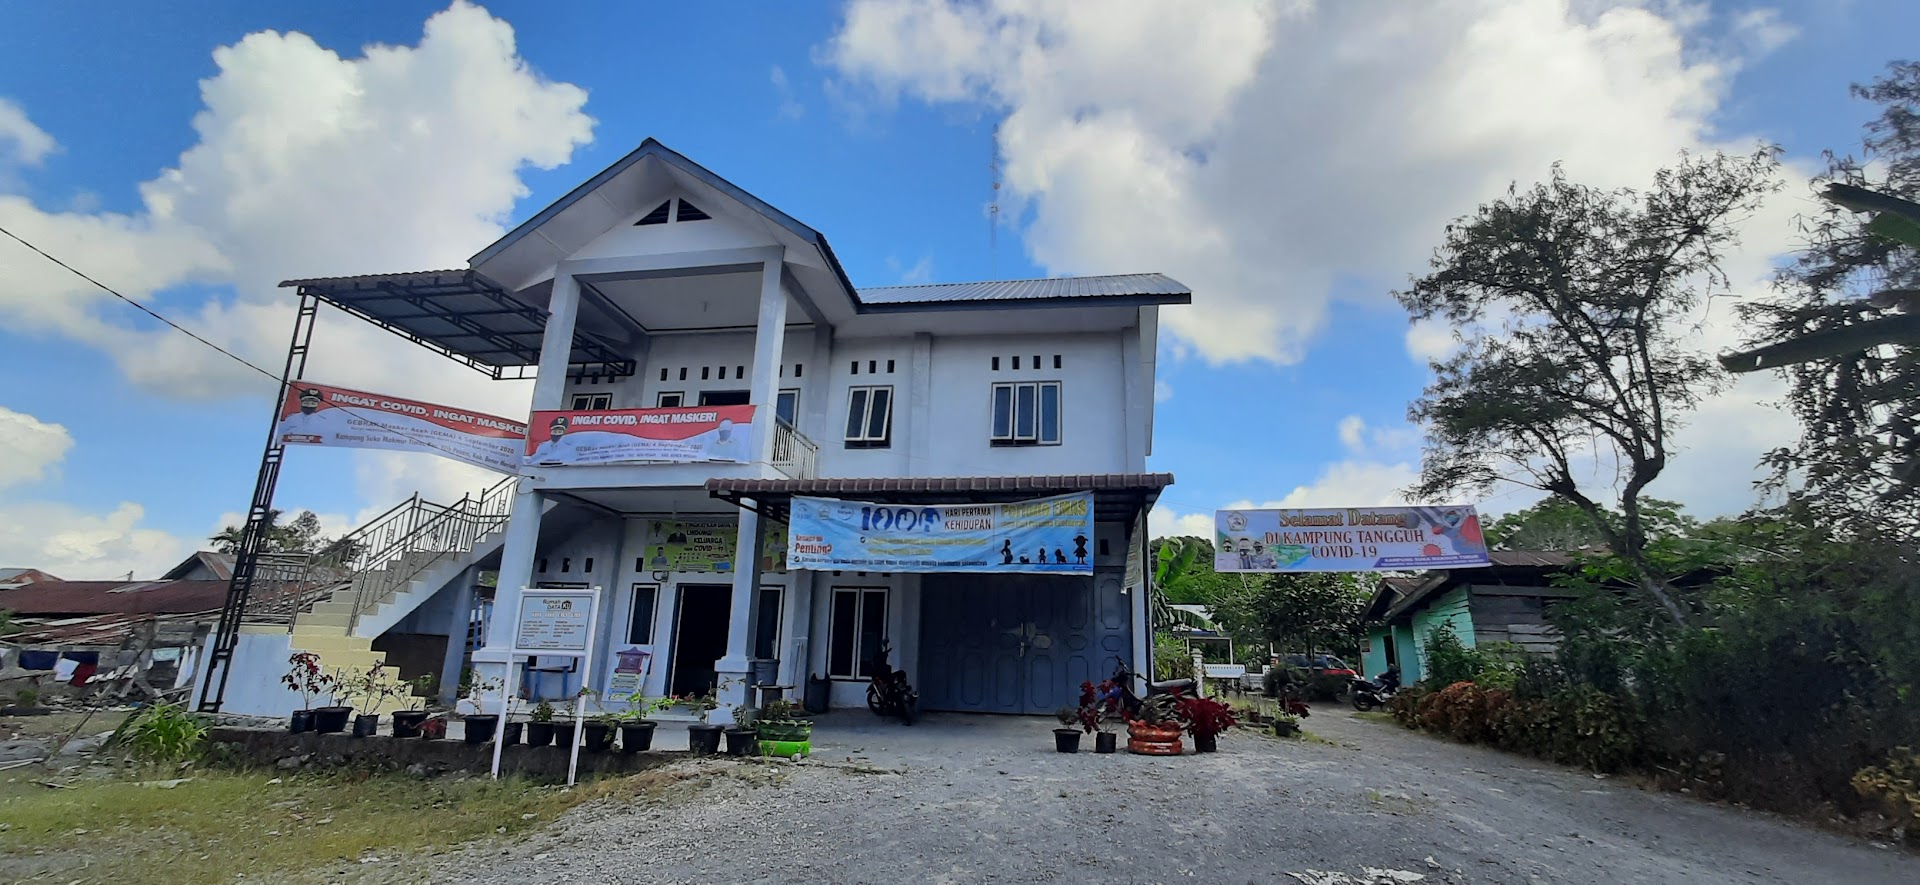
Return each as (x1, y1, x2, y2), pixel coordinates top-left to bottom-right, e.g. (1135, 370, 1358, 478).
(771, 419, 818, 479)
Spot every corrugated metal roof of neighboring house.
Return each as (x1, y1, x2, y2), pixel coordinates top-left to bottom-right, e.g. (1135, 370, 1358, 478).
(1376, 550, 1583, 624)
(162, 551, 236, 581)
(0, 580, 231, 615)
(5, 610, 216, 647)
(857, 272, 1191, 306)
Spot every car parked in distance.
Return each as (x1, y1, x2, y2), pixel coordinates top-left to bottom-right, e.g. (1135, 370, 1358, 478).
(1281, 653, 1357, 701)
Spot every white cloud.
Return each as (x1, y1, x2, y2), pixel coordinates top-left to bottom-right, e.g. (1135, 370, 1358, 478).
(1732, 8, 1797, 56)
(771, 65, 806, 120)
(1404, 318, 1457, 363)
(1148, 505, 1215, 540)
(0, 405, 74, 489)
(1337, 415, 1366, 451)
(1154, 379, 1173, 404)
(0, 98, 55, 167)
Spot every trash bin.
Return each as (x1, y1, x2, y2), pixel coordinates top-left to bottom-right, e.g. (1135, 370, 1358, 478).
(804, 673, 831, 714)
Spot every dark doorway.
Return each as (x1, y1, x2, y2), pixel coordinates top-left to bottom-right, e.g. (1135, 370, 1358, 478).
(699, 389, 751, 406)
(669, 584, 732, 696)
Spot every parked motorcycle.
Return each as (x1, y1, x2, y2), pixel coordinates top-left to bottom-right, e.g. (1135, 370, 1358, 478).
(1110, 658, 1196, 719)
(1349, 669, 1401, 712)
(866, 640, 918, 726)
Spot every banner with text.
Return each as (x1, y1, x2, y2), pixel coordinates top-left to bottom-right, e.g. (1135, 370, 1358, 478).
(275, 382, 526, 474)
(1214, 506, 1491, 572)
(787, 493, 1096, 575)
(524, 405, 754, 466)
(637, 519, 788, 574)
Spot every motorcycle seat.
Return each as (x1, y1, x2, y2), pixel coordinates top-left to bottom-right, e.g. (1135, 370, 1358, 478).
(1148, 678, 1196, 693)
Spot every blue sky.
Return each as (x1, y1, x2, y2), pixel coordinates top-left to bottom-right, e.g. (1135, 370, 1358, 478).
(1, 1, 1916, 578)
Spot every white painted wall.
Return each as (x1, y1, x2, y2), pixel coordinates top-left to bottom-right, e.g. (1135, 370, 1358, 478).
(198, 630, 297, 718)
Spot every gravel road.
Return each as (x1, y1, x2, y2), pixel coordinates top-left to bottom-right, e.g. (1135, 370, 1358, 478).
(388, 708, 1918, 884)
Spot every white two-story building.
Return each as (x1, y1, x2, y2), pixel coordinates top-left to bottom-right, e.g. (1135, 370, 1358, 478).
(205, 140, 1185, 722)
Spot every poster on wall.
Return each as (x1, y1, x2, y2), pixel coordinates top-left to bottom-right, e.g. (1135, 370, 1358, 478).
(786, 493, 1096, 575)
(605, 646, 652, 697)
(524, 405, 754, 466)
(275, 382, 526, 473)
(636, 519, 788, 573)
(1213, 505, 1490, 573)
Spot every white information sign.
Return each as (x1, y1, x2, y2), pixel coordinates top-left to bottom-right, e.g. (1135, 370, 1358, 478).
(516, 592, 593, 652)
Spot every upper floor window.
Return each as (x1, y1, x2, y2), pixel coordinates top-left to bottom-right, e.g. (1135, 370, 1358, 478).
(656, 391, 685, 408)
(777, 389, 800, 426)
(570, 392, 612, 411)
(844, 386, 893, 448)
(991, 381, 1061, 446)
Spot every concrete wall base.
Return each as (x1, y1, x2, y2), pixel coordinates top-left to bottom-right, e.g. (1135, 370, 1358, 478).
(206, 727, 674, 782)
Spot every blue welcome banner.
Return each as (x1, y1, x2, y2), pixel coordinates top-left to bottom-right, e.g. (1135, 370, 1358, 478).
(787, 493, 1096, 575)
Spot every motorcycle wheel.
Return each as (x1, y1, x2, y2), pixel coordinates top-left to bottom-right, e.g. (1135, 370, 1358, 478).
(1352, 693, 1376, 712)
(866, 684, 885, 716)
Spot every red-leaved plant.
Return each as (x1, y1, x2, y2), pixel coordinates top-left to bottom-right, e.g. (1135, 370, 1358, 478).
(280, 651, 336, 711)
(1177, 695, 1238, 739)
(1076, 680, 1124, 733)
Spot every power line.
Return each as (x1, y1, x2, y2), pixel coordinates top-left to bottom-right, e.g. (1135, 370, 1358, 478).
(0, 223, 279, 382)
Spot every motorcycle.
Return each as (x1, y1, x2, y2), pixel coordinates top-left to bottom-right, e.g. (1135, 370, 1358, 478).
(1109, 658, 1196, 719)
(1349, 672, 1400, 712)
(865, 640, 918, 726)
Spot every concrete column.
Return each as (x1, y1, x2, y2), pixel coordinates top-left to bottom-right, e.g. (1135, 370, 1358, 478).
(715, 507, 767, 724)
(531, 271, 583, 411)
(906, 333, 933, 473)
(746, 252, 790, 464)
(437, 564, 481, 706)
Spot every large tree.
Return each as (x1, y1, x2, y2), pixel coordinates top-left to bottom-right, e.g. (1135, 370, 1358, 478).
(1397, 150, 1781, 627)
(209, 509, 335, 555)
(1209, 572, 1371, 660)
(1743, 62, 1920, 534)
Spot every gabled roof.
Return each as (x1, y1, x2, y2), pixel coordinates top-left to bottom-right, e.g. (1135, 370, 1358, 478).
(1368, 551, 1580, 624)
(162, 551, 235, 581)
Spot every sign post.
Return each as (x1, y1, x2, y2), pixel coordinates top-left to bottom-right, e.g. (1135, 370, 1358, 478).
(489, 586, 601, 786)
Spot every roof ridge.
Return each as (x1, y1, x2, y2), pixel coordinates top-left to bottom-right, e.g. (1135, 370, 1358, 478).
(857, 271, 1165, 292)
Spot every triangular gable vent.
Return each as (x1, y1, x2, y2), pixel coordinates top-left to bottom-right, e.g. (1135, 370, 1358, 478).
(675, 199, 711, 221)
(635, 200, 673, 226)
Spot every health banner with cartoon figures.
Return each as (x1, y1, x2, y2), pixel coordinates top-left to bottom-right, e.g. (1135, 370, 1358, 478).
(275, 382, 526, 474)
(787, 493, 1095, 575)
(1213, 506, 1491, 572)
(524, 405, 754, 466)
(635, 519, 788, 574)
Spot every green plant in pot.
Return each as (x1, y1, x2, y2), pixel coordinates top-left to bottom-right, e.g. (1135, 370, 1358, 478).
(462, 675, 506, 745)
(335, 663, 393, 738)
(525, 700, 557, 747)
(1052, 707, 1084, 753)
(390, 673, 436, 738)
(679, 688, 722, 754)
(280, 651, 336, 734)
(1270, 711, 1302, 738)
(617, 691, 672, 753)
(579, 688, 617, 752)
(724, 707, 759, 757)
(754, 697, 813, 757)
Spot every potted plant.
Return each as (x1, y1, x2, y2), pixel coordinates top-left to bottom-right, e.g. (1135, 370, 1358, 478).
(679, 688, 722, 754)
(617, 691, 672, 753)
(526, 700, 557, 747)
(580, 689, 617, 752)
(1126, 692, 1186, 755)
(1178, 695, 1237, 753)
(725, 707, 759, 757)
(1052, 707, 1084, 753)
(1079, 680, 1122, 754)
(753, 697, 813, 757)
(335, 663, 392, 737)
(391, 674, 436, 738)
(462, 675, 505, 745)
(1270, 712, 1302, 737)
(280, 651, 335, 734)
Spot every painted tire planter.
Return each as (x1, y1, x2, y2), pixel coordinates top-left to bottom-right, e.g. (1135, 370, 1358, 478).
(759, 739, 811, 757)
(619, 721, 656, 753)
(351, 714, 380, 738)
(1126, 721, 1184, 756)
(1095, 732, 1119, 754)
(463, 714, 500, 745)
(524, 721, 555, 747)
(288, 709, 315, 734)
(1193, 733, 1219, 753)
(724, 727, 758, 757)
(311, 706, 353, 734)
(755, 720, 813, 744)
(391, 710, 429, 739)
(688, 723, 724, 755)
(1053, 728, 1083, 753)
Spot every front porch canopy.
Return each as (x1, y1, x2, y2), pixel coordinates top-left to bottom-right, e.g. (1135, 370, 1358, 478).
(704, 473, 1174, 524)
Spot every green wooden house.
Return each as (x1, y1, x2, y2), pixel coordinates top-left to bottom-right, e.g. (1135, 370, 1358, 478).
(1360, 551, 1579, 684)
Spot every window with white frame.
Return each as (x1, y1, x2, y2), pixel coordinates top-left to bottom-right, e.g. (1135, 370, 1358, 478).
(827, 587, 888, 679)
(776, 389, 800, 426)
(656, 391, 685, 408)
(843, 386, 893, 448)
(990, 381, 1062, 446)
(570, 392, 613, 410)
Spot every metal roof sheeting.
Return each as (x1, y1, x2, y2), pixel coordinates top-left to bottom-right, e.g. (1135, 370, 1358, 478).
(857, 273, 1190, 306)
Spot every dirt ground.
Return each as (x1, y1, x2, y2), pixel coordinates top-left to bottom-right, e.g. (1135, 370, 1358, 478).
(370, 707, 1920, 885)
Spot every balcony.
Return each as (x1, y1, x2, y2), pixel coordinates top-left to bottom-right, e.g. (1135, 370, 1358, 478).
(771, 419, 818, 479)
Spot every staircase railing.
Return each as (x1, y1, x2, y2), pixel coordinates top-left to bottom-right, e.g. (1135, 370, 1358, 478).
(343, 475, 518, 631)
(233, 552, 333, 627)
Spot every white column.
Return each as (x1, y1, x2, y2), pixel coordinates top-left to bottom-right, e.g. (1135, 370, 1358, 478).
(532, 271, 583, 411)
(746, 252, 789, 464)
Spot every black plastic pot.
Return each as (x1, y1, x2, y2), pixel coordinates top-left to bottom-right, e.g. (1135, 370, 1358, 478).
(1193, 732, 1219, 753)
(619, 721, 656, 753)
(582, 722, 615, 752)
(464, 714, 499, 745)
(502, 721, 523, 745)
(1053, 728, 1082, 753)
(551, 722, 577, 748)
(351, 714, 380, 738)
(391, 710, 429, 738)
(312, 706, 352, 734)
(724, 727, 757, 757)
(289, 709, 315, 734)
(525, 721, 555, 747)
(688, 723, 724, 755)
(1095, 732, 1118, 754)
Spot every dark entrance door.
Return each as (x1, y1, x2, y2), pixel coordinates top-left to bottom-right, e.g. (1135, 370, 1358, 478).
(669, 584, 732, 696)
(918, 573, 1131, 714)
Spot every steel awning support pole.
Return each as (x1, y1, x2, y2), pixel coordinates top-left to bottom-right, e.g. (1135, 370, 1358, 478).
(198, 291, 319, 713)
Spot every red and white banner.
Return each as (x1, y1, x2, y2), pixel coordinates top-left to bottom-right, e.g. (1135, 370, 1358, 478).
(276, 382, 527, 474)
(525, 405, 755, 466)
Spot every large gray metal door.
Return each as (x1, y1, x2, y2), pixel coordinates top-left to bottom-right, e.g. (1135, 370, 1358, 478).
(919, 573, 1131, 714)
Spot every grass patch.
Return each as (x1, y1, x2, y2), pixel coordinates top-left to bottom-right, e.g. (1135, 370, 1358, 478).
(1352, 712, 1395, 725)
(0, 766, 649, 883)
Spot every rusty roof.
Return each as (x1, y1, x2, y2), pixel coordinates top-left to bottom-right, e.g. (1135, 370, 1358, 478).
(0, 580, 230, 615)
